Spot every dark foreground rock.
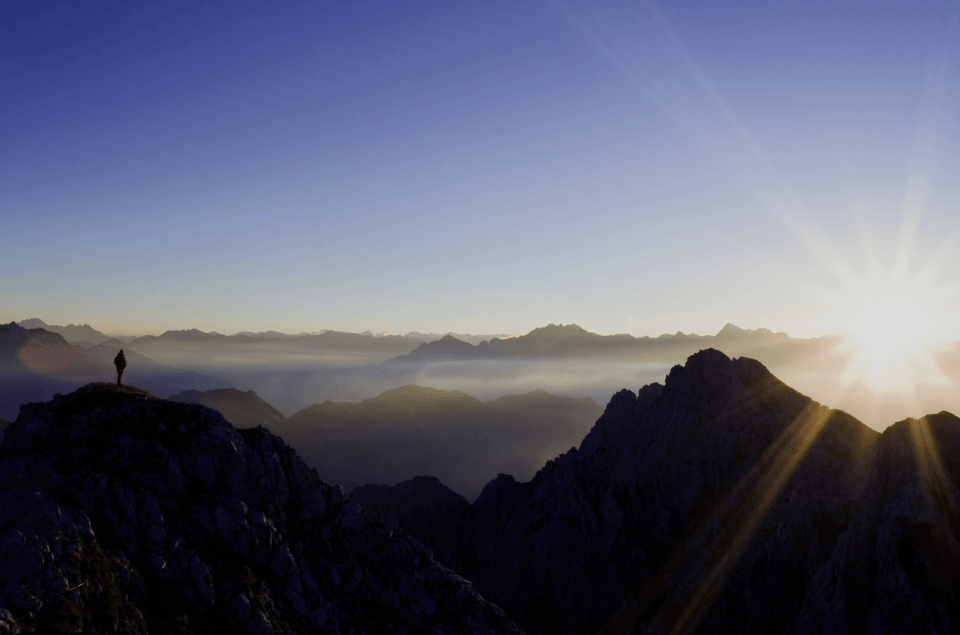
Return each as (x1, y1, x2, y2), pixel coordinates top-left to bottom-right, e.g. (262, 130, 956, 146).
(350, 477, 469, 549)
(0, 383, 523, 635)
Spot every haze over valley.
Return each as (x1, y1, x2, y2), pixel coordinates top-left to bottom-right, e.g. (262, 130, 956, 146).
(6, 317, 960, 434)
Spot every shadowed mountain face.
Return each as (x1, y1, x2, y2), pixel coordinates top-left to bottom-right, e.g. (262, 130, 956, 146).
(0, 321, 76, 368)
(350, 476, 469, 550)
(0, 384, 524, 634)
(288, 386, 603, 500)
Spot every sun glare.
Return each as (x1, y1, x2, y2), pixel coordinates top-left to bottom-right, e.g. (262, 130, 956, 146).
(841, 280, 945, 391)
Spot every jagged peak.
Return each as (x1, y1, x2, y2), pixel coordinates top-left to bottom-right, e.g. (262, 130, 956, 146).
(716, 322, 750, 336)
(524, 323, 591, 337)
(664, 348, 771, 393)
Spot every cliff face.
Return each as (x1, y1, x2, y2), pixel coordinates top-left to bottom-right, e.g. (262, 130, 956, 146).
(0, 383, 523, 635)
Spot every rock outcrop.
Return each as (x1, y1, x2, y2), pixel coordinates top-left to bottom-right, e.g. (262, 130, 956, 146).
(0, 383, 524, 634)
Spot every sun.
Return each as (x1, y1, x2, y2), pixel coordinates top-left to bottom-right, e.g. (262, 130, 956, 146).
(840, 278, 945, 391)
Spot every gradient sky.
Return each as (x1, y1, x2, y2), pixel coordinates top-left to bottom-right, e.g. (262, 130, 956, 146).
(3, 0, 960, 338)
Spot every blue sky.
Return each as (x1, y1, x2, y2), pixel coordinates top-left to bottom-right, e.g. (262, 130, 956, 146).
(3, 0, 959, 338)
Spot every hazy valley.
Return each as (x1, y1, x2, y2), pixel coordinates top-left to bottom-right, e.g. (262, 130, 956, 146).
(6, 318, 960, 432)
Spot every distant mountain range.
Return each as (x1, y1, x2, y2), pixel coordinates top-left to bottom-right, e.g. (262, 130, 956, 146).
(15, 318, 835, 363)
(0, 322, 208, 419)
(17, 318, 121, 345)
(16, 317, 512, 349)
(391, 322, 809, 362)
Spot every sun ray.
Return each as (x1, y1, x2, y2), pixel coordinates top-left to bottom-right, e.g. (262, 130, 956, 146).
(907, 415, 957, 515)
(599, 396, 854, 635)
(667, 404, 843, 635)
(552, 1, 960, 346)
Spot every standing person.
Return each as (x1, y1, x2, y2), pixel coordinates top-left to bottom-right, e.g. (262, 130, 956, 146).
(114, 350, 126, 386)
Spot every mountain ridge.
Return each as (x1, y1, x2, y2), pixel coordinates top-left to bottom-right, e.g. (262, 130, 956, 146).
(392, 323, 797, 363)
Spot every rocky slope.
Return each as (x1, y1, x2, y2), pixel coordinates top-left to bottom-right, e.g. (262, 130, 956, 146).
(0, 383, 524, 634)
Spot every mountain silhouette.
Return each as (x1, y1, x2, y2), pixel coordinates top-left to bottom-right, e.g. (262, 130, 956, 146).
(168, 388, 292, 436)
(0, 321, 77, 368)
(288, 386, 602, 499)
(0, 322, 84, 418)
(392, 323, 797, 363)
(16, 318, 113, 345)
(0, 383, 523, 634)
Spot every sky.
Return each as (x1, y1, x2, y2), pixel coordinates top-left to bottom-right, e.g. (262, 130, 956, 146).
(3, 0, 960, 338)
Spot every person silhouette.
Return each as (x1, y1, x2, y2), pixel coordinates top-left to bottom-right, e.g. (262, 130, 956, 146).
(114, 350, 127, 386)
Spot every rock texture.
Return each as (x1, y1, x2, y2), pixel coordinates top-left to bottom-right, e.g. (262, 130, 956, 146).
(350, 477, 469, 550)
(0, 383, 523, 634)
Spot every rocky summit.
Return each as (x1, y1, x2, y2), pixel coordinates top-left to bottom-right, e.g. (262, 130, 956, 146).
(0, 383, 523, 635)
